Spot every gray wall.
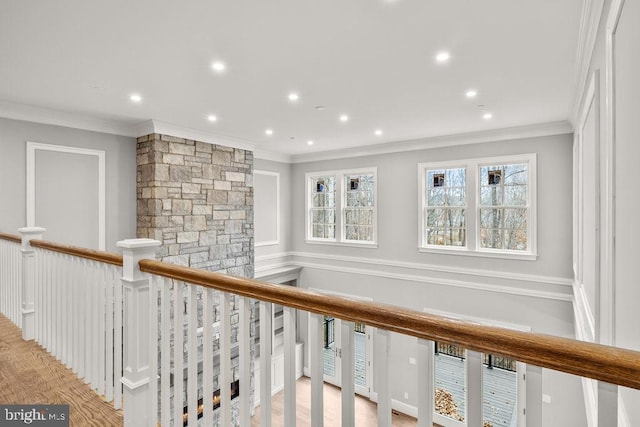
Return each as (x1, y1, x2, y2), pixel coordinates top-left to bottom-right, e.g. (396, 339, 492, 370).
(292, 133, 573, 278)
(578, 0, 640, 424)
(611, 0, 640, 422)
(254, 159, 293, 259)
(0, 117, 137, 251)
(256, 133, 584, 425)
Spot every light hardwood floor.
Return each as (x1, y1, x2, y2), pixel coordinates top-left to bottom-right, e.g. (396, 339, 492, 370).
(0, 314, 123, 426)
(251, 376, 418, 426)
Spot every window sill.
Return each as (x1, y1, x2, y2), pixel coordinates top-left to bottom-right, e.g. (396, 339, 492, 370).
(306, 239, 378, 249)
(418, 246, 537, 261)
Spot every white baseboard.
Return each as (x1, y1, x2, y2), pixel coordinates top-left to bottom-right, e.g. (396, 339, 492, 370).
(369, 391, 418, 418)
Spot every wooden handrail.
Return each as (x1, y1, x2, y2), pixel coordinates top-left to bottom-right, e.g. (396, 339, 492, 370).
(0, 232, 21, 244)
(30, 240, 123, 266)
(140, 258, 640, 390)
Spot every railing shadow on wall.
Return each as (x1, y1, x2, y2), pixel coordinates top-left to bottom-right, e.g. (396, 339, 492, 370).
(1, 228, 640, 426)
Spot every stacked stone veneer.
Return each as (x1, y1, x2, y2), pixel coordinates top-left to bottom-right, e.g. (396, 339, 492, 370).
(137, 134, 253, 277)
(136, 134, 254, 425)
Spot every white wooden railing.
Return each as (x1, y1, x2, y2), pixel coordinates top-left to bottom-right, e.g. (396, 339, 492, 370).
(0, 232, 22, 328)
(2, 230, 640, 427)
(0, 228, 124, 410)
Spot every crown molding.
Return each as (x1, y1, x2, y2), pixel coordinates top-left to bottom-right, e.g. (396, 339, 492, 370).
(0, 100, 138, 137)
(569, 0, 605, 126)
(137, 119, 256, 152)
(288, 121, 573, 164)
(253, 148, 293, 163)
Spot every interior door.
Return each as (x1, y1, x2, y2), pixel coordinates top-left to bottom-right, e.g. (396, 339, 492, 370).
(322, 316, 371, 397)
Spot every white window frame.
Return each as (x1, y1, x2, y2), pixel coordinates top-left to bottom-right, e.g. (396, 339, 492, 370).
(418, 154, 537, 260)
(306, 167, 378, 248)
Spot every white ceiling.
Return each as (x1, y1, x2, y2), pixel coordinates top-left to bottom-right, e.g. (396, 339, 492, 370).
(0, 0, 583, 158)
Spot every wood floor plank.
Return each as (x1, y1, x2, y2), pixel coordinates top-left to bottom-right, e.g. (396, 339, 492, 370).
(0, 314, 122, 426)
(251, 376, 419, 426)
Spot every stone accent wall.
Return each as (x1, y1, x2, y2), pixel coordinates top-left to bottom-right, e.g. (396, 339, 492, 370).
(136, 133, 254, 425)
(137, 133, 253, 277)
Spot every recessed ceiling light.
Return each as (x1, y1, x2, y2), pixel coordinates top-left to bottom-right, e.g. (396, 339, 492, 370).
(307, 140, 314, 145)
(339, 114, 349, 122)
(211, 61, 226, 73)
(436, 51, 450, 63)
(466, 90, 478, 98)
(265, 129, 273, 136)
(288, 93, 299, 102)
(375, 129, 383, 136)
(207, 114, 218, 122)
(129, 94, 142, 103)
(483, 113, 493, 120)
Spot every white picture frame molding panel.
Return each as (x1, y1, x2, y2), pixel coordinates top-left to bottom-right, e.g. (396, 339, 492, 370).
(254, 170, 280, 247)
(26, 141, 106, 250)
(602, 0, 625, 348)
(573, 70, 600, 345)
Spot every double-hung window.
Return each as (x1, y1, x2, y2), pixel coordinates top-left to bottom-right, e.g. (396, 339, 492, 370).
(423, 166, 467, 247)
(419, 154, 536, 258)
(307, 168, 377, 246)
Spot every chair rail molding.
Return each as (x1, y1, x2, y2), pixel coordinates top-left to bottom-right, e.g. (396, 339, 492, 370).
(256, 251, 573, 302)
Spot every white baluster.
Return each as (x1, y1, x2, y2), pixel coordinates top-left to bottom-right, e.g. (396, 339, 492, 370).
(187, 284, 197, 426)
(220, 291, 232, 427)
(87, 258, 95, 387)
(105, 264, 115, 402)
(525, 365, 542, 427)
(284, 306, 297, 427)
(173, 280, 185, 427)
(416, 339, 434, 427)
(466, 350, 482, 426)
(239, 296, 251, 427)
(160, 277, 171, 426)
(19, 227, 44, 341)
(598, 382, 618, 426)
(202, 287, 214, 426)
(61, 255, 68, 367)
(71, 257, 78, 370)
(309, 313, 324, 427)
(117, 238, 161, 427)
(341, 320, 355, 427)
(51, 253, 63, 360)
(78, 257, 86, 379)
(98, 262, 107, 396)
(148, 275, 159, 425)
(375, 329, 391, 427)
(259, 301, 272, 427)
(114, 262, 123, 410)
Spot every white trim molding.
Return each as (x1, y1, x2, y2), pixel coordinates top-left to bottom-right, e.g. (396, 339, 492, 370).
(135, 119, 256, 152)
(254, 170, 281, 247)
(0, 100, 137, 137)
(290, 121, 571, 164)
(305, 167, 378, 246)
(601, 0, 625, 347)
(26, 142, 106, 250)
(418, 154, 537, 259)
(256, 251, 573, 302)
(569, 0, 606, 125)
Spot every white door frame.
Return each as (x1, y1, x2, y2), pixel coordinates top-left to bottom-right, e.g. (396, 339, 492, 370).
(309, 288, 373, 397)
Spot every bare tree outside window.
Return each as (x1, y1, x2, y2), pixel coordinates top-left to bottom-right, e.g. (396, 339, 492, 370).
(479, 164, 528, 251)
(311, 176, 336, 239)
(425, 167, 466, 247)
(344, 173, 375, 242)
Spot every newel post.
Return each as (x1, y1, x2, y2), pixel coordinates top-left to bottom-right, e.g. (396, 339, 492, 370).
(18, 226, 45, 340)
(117, 238, 161, 427)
